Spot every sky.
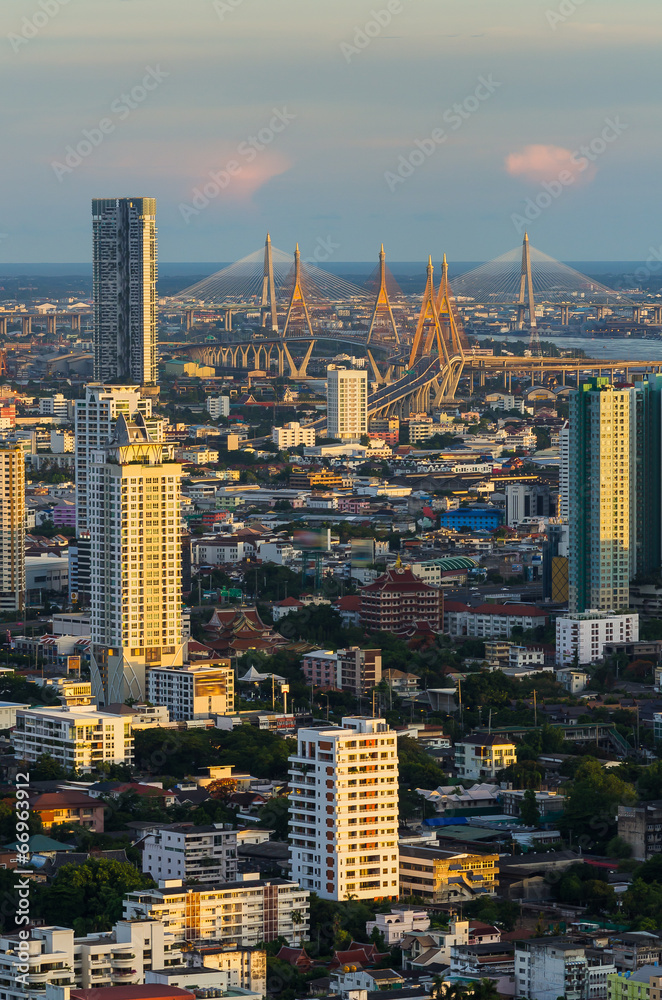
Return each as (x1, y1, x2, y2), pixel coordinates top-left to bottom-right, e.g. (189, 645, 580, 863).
(1, 0, 661, 264)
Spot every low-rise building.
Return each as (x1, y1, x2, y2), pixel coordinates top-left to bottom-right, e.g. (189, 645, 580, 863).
(12, 704, 133, 773)
(515, 937, 616, 1000)
(365, 908, 429, 946)
(272, 422, 315, 449)
(618, 802, 662, 861)
(124, 876, 309, 947)
(454, 734, 517, 780)
(0, 918, 180, 1000)
(141, 823, 238, 883)
(445, 601, 548, 638)
(206, 396, 230, 419)
(556, 611, 639, 666)
(399, 845, 498, 903)
(29, 790, 106, 832)
(147, 662, 234, 720)
(301, 647, 382, 695)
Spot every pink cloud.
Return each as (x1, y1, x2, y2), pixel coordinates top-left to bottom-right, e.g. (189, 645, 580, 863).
(505, 144, 597, 185)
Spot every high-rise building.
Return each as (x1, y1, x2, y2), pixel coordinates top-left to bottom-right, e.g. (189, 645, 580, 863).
(568, 379, 634, 613)
(92, 197, 158, 387)
(289, 716, 399, 901)
(568, 375, 662, 614)
(632, 373, 662, 577)
(0, 445, 25, 612)
(75, 384, 159, 533)
(327, 367, 367, 441)
(89, 413, 183, 707)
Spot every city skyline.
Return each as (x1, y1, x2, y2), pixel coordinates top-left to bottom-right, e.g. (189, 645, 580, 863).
(1, 0, 660, 263)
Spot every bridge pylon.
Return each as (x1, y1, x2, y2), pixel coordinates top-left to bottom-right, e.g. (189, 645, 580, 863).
(517, 232, 541, 356)
(408, 257, 449, 369)
(366, 244, 400, 347)
(282, 244, 314, 339)
(260, 233, 279, 334)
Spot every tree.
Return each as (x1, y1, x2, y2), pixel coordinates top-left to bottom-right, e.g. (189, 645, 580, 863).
(558, 757, 636, 851)
(35, 858, 155, 935)
(520, 788, 541, 827)
(257, 796, 290, 840)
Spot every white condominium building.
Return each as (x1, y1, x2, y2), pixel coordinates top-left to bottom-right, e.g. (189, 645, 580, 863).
(124, 876, 309, 947)
(147, 662, 234, 720)
(12, 704, 133, 772)
(92, 197, 158, 387)
(327, 368, 368, 441)
(556, 610, 639, 665)
(0, 446, 25, 612)
(89, 413, 183, 707)
(206, 396, 230, 419)
(272, 422, 316, 449)
(0, 919, 179, 1000)
(141, 823, 238, 883)
(289, 716, 399, 901)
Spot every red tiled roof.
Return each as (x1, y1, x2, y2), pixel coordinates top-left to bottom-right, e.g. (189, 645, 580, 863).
(361, 567, 437, 594)
(30, 791, 102, 809)
(335, 595, 361, 610)
(274, 597, 304, 607)
(71, 989, 194, 1000)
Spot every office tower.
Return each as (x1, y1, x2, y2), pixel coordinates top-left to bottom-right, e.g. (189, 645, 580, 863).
(92, 197, 158, 387)
(89, 413, 183, 707)
(0, 446, 25, 612)
(568, 379, 634, 613)
(75, 384, 160, 533)
(289, 716, 399, 901)
(327, 368, 368, 441)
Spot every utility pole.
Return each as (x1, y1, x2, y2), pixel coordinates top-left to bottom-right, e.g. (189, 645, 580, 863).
(533, 689, 537, 728)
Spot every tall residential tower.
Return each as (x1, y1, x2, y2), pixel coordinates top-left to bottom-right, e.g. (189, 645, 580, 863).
(89, 413, 183, 706)
(0, 446, 25, 612)
(289, 716, 399, 901)
(92, 197, 158, 388)
(327, 368, 368, 441)
(568, 379, 634, 613)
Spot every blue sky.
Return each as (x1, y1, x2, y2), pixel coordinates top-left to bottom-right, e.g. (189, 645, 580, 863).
(1, 0, 659, 262)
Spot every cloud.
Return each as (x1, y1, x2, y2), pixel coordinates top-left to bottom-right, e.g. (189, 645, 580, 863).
(505, 143, 597, 184)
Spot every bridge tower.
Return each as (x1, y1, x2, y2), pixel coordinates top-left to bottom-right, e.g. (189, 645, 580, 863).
(517, 233, 541, 356)
(282, 244, 314, 339)
(260, 233, 279, 334)
(0, 349, 6, 379)
(435, 253, 466, 359)
(366, 244, 400, 346)
(408, 257, 449, 369)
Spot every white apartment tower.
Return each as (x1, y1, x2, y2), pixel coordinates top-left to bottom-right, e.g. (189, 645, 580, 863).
(92, 197, 158, 387)
(0, 446, 25, 612)
(89, 413, 183, 707)
(327, 368, 368, 441)
(75, 384, 159, 532)
(289, 716, 399, 902)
